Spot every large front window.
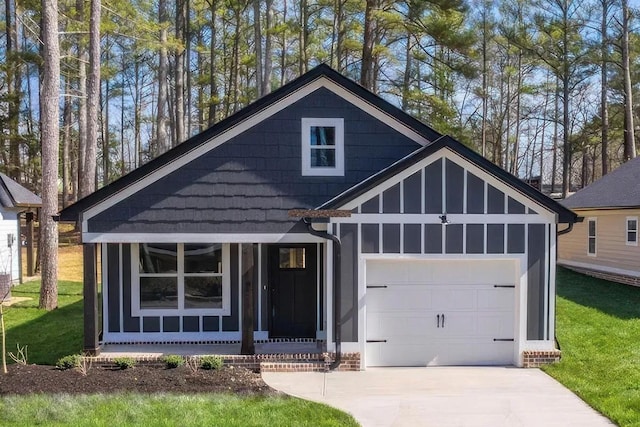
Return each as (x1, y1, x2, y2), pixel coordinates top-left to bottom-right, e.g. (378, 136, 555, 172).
(133, 243, 230, 316)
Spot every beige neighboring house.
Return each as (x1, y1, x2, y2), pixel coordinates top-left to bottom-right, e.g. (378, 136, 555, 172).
(559, 156, 640, 286)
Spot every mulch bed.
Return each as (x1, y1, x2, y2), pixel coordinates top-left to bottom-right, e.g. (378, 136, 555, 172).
(0, 364, 277, 396)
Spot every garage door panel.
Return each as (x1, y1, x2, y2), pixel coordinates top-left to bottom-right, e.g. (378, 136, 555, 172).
(366, 260, 516, 367)
(367, 313, 436, 340)
(367, 286, 433, 312)
(478, 288, 514, 310)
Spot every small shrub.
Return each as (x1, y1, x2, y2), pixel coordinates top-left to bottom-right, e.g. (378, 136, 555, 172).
(185, 356, 199, 374)
(113, 357, 136, 370)
(8, 344, 28, 365)
(77, 358, 93, 376)
(200, 355, 224, 370)
(163, 354, 184, 369)
(56, 354, 82, 370)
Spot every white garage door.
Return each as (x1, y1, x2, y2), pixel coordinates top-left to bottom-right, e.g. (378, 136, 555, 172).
(366, 259, 516, 367)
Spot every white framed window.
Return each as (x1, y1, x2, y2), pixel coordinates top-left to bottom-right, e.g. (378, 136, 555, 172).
(587, 218, 597, 256)
(301, 118, 344, 176)
(626, 216, 638, 246)
(131, 243, 230, 316)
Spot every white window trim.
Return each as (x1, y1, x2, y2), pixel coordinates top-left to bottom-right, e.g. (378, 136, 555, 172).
(301, 117, 344, 176)
(131, 243, 231, 316)
(587, 218, 597, 256)
(626, 216, 638, 246)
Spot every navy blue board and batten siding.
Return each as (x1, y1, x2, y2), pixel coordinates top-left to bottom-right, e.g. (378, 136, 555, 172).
(340, 154, 549, 342)
(87, 88, 421, 234)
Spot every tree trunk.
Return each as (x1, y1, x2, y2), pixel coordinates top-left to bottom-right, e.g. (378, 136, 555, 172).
(157, 0, 170, 156)
(80, 0, 100, 199)
(254, 0, 263, 98)
(551, 79, 559, 194)
(208, 0, 218, 126)
(39, 0, 60, 310)
(6, 0, 21, 180)
(622, 0, 636, 161)
(175, 0, 187, 145)
(62, 77, 73, 207)
(263, 0, 273, 95)
(481, 3, 489, 158)
(360, 0, 376, 90)
(601, 0, 610, 176)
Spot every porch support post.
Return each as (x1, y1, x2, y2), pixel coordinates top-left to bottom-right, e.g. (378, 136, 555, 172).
(83, 243, 100, 355)
(240, 244, 255, 355)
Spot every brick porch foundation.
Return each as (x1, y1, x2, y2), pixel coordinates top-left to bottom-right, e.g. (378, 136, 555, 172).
(86, 352, 361, 372)
(522, 350, 561, 368)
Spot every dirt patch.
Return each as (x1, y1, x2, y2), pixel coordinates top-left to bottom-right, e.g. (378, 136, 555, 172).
(0, 364, 276, 395)
(1, 296, 32, 307)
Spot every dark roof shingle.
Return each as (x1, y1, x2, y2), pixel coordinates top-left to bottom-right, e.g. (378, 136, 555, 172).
(562, 156, 640, 209)
(0, 173, 42, 209)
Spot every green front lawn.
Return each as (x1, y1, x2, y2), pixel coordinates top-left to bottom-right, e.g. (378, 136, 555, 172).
(543, 267, 640, 426)
(0, 394, 357, 427)
(4, 280, 83, 364)
(1, 280, 358, 427)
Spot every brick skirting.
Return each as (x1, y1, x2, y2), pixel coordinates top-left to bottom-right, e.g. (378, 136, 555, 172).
(562, 265, 640, 287)
(522, 350, 561, 368)
(86, 352, 361, 372)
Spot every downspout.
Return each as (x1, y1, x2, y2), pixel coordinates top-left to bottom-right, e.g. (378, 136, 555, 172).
(554, 220, 577, 351)
(557, 223, 574, 235)
(303, 217, 342, 370)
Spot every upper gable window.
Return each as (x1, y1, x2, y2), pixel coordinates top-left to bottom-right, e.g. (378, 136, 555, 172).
(301, 118, 344, 176)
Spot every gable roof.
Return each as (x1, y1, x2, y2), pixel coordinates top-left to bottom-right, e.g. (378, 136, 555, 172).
(0, 173, 42, 209)
(562, 155, 640, 209)
(319, 135, 578, 224)
(59, 64, 441, 222)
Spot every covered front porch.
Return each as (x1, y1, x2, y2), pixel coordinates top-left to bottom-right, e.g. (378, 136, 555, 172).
(82, 238, 337, 360)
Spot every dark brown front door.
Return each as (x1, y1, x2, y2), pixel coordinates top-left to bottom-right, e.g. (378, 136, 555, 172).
(268, 244, 317, 338)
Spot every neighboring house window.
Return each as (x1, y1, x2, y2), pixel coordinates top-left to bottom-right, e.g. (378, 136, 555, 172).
(132, 243, 230, 316)
(626, 217, 638, 246)
(301, 118, 344, 176)
(587, 219, 596, 256)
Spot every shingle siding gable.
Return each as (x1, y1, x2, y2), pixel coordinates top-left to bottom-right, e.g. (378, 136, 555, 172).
(88, 88, 421, 234)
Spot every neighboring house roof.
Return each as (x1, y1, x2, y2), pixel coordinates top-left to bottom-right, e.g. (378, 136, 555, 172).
(562, 155, 640, 209)
(319, 135, 578, 224)
(59, 64, 442, 222)
(0, 173, 42, 209)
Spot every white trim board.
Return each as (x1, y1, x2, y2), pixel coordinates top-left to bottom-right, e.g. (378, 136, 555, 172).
(332, 213, 550, 224)
(82, 233, 327, 244)
(80, 76, 431, 232)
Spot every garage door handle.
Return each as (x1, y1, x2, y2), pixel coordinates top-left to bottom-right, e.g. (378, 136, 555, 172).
(367, 285, 388, 289)
(437, 314, 440, 328)
(441, 313, 445, 328)
(493, 338, 514, 341)
(367, 339, 387, 343)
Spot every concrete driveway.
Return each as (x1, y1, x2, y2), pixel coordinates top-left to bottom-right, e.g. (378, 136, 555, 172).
(262, 367, 613, 427)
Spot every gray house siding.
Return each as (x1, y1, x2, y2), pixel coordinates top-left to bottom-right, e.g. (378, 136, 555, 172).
(527, 224, 546, 340)
(339, 224, 359, 342)
(88, 88, 420, 234)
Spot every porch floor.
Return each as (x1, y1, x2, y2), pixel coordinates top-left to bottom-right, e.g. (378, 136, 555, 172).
(98, 342, 324, 358)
